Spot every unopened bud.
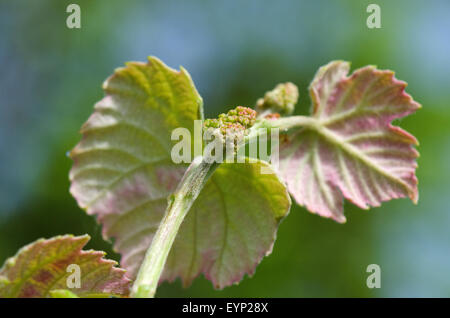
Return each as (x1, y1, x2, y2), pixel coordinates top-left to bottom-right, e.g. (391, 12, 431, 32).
(256, 82, 299, 116)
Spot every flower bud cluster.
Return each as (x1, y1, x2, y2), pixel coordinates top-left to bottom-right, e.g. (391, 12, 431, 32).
(204, 106, 256, 136)
(203, 106, 257, 155)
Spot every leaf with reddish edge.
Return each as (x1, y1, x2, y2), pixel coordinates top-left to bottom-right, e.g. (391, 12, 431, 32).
(69, 57, 202, 278)
(162, 160, 291, 289)
(277, 61, 420, 223)
(69, 56, 202, 213)
(0, 235, 131, 298)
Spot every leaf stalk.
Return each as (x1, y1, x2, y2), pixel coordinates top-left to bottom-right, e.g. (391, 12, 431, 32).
(131, 157, 218, 298)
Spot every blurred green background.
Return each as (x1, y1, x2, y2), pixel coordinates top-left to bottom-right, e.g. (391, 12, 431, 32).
(0, 0, 449, 297)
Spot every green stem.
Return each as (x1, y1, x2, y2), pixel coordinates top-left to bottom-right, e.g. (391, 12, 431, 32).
(130, 157, 218, 298)
(245, 115, 317, 144)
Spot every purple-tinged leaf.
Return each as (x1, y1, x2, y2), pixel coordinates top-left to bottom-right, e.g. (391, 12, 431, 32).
(278, 61, 420, 223)
(101, 160, 290, 288)
(69, 57, 201, 277)
(162, 160, 291, 289)
(69, 56, 202, 211)
(0, 235, 131, 298)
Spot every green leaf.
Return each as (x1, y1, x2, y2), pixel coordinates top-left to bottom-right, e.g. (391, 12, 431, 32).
(0, 235, 131, 298)
(277, 61, 420, 223)
(49, 289, 79, 298)
(69, 56, 203, 211)
(162, 160, 290, 288)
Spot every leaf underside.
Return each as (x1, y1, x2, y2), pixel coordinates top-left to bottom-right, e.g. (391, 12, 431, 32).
(278, 61, 420, 223)
(69, 57, 291, 289)
(163, 160, 290, 289)
(104, 160, 290, 289)
(0, 235, 131, 298)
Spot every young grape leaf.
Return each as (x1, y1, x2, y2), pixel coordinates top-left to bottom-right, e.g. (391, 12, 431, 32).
(69, 58, 290, 289)
(0, 235, 131, 298)
(278, 61, 420, 223)
(164, 160, 290, 288)
(69, 56, 203, 211)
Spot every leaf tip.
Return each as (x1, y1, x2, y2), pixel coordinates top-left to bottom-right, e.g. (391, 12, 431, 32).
(409, 184, 419, 205)
(335, 215, 347, 224)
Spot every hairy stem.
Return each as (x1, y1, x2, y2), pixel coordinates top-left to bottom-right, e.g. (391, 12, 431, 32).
(131, 157, 218, 298)
(245, 115, 317, 144)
